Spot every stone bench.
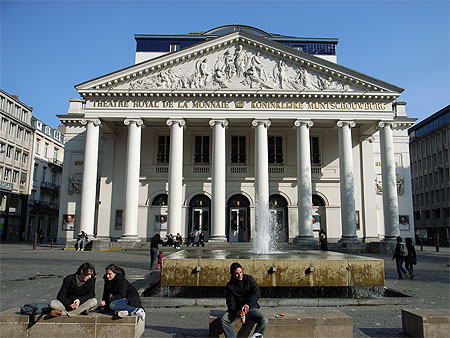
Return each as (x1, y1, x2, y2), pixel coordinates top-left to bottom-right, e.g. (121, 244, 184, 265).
(0, 308, 144, 338)
(402, 308, 450, 338)
(209, 308, 353, 337)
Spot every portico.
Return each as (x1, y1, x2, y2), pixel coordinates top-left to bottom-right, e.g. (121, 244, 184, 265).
(57, 27, 416, 245)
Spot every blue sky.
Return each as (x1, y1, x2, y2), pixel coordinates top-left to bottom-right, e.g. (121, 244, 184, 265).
(1, 0, 449, 127)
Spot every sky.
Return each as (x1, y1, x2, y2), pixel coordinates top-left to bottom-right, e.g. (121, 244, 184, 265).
(1, 0, 449, 128)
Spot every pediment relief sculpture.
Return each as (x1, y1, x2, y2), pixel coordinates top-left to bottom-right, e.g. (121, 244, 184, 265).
(126, 45, 357, 92)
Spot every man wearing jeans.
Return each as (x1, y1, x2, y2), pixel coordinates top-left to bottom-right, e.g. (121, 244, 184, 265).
(49, 262, 97, 316)
(221, 262, 269, 338)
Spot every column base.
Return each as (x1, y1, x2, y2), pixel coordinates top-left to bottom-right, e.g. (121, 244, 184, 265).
(293, 236, 320, 249)
(339, 236, 360, 243)
(94, 236, 111, 241)
(382, 236, 398, 242)
(208, 236, 227, 243)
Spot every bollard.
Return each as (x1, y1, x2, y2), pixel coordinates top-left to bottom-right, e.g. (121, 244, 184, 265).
(33, 233, 37, 250)
(436, 234, 440, 252)
(420, 238, 423, 251)
(50, 238, 54, 250)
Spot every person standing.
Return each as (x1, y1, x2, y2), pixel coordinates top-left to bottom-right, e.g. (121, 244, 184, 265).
(318, 229, 328, 251)
(98, 264, 145, 321)
(150, 234, 163, 270)
(221, 262, 269, 338)
(49, 262, 97, 317)
(393, 236, 409, 279)
(404, 237, 417, 279)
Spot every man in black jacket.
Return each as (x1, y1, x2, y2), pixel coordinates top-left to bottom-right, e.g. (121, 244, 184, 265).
(221, 262, 269, 338)
(49, 262, 97, 316)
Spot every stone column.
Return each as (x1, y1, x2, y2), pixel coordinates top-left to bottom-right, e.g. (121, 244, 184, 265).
(337, 120, 358, 242)
(96, 134, 116, 240)
(379, 121, 399, 241)
(209, 119, 228, 242)
(167, 119, 185, 236)
(121, 119, 143, 240)
(252, 119, 271, 209)
(293, 120, 315, 244)
(79, 119, 101, 236)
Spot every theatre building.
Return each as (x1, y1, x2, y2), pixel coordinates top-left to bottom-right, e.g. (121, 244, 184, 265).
(57, 25, 416, 245)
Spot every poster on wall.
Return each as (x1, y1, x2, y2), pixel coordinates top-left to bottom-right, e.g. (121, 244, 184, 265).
(156, 215, 167, 230)
(115, 210, 123, 230)
(62, 214, 75, 231)
(312, 215, 321, 231)
(399, 215, 410, 231)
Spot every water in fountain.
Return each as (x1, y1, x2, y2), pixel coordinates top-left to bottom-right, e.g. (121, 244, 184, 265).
(252, 199, 282, 254)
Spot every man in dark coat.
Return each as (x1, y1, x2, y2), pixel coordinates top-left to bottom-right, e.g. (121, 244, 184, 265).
(49, 262, 97, 316)
(221, 262, 269, 338)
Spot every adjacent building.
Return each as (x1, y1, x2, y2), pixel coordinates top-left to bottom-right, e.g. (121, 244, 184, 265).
(57, 25, 416, 245)
(0, 89, 34, 241)
(27, 117, 64, 241)
(409, 105, 450, 245)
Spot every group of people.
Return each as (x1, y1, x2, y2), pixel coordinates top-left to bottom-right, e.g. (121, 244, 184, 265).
(187, 230, 205, 247)
(393, 236, 417, 279)
(49, 262, 145, 321)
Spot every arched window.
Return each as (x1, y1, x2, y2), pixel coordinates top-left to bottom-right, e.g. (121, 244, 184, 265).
(152, 194, 168, 206)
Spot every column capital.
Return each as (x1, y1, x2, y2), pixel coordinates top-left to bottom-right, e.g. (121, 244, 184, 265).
(81, 118, 101, 126)
(124, 118, 144, 127)
(209, 119, 229, 128)
(294, 120, 314, 128)
(166, 119, 186, 128)
(336, 120, 356, 128)
(377, 121, 397, 129)
(251, 119, 271, 127)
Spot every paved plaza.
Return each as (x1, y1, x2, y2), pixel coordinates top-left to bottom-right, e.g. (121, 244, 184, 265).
(0, 242, 448, 337)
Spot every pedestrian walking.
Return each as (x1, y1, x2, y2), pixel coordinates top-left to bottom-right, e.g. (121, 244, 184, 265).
(150, 234, 163, 270)
(319, 229, 328, 251)
(404, 237, 417, 279)
(393, 236, 409, 279)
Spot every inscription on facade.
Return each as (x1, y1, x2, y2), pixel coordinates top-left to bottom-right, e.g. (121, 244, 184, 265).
(90, 100, 388, 111)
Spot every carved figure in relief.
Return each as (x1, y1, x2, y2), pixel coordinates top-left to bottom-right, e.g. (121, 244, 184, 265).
(272, 60, 288, 89)
(68, 176, 82, 195)
(213, 54, 229, 88)
(234, 45, 249, 77)
(397, 175, 404, 196)
(224, 50, 236, 79)
(375, 176, 383, 195)
(242, 66, 272, 89)
(251, 52, 268, 82)
(321, 76, 350, 91)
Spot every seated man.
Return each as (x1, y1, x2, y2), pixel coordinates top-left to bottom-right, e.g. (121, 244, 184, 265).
(50, 262, 97, 317)
(221, 262, 269, 338)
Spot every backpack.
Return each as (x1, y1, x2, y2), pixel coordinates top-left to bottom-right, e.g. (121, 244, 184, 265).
(399, 242, 408, 257)
(20, 302, 50, 315)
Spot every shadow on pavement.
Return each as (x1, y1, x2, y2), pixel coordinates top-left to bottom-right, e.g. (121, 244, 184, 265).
(359, 327, 408, 337)
(144, 325, 208, 337)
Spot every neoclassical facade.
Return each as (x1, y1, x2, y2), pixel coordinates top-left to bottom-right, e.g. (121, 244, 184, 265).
(57, 26, 416, 244)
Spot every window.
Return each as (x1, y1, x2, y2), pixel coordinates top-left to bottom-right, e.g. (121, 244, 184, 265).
(17, 127, 23, 140)
(6, 145, 13, 158)
(1, 118, 6, 131)
(41, 166, 47, 183)
(194, 135, 210, 164)
(22, 153, 28, 164)
(268, 136, 283, 164)
(12, 170, 19, 183)
(14, 149, 20, 161)
(53, 147, 58, 160)
(157, 135, 170, 163)
(21, 110, 27, 122)
(25, 131, 30, 143)
(9, 122, 15, 135)
(231, 136, 246, 164)
(44, 126, 51, 135)
(169, 43, 180, 52)
(44, 143, 49, 157)
(51, 171, 57, 184)
(311, 136, 320, 164)
(4, 168, 11, 181)
(0, 143, 5, 154)
(35, 139, 40, 154)
(33, 164, 38, 180)
(20, 173, 27, 185)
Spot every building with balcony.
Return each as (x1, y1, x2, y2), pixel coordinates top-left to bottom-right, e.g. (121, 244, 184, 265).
(0, 89, 34, 241)
(409, 105, 450, 245)
(57, 25, 416, 245)
(27, 117, 64, 241)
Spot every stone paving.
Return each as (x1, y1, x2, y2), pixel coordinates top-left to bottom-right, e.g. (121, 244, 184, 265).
(0, 242, 448, 337)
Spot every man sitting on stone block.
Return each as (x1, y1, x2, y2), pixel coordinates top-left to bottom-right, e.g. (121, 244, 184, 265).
(221, 262, 269, 338)
(49, 262, 97, 317)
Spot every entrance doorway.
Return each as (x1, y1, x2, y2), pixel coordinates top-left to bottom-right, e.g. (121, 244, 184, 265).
(227, 195, 250, 242)
(312, 194, 326, 233)
(269, 194, 289, 242)
(189, 195, 211, 241)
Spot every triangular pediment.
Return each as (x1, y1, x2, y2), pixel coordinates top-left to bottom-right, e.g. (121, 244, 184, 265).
(76, 31, 403, 97)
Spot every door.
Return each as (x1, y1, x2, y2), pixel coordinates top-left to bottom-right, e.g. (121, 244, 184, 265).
(192, 208, 210, 241)
(229, 208, 248, 242)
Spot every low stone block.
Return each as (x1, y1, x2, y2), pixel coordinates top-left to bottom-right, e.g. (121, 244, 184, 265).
(0, 309, 144, 338)
(402, 308, 450, 338)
